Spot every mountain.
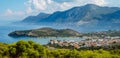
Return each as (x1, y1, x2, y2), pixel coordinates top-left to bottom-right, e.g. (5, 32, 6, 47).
(21, 4, 120, 25)
(8, 27, 80, 37)
(101, 10, 120, 23)
(22, 13, 50, 23)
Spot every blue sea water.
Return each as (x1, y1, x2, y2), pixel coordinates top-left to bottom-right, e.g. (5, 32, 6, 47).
(0, 23, 83, 44)
(0, 20, 119, 44)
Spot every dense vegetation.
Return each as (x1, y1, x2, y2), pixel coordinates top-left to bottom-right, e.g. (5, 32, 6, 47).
(9, 27, 120, 38)
(0, 40, 120, 58)
(8, 27, 80, 37)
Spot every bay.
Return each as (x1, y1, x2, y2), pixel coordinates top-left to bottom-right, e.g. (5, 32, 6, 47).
(0, 24, 83, 44)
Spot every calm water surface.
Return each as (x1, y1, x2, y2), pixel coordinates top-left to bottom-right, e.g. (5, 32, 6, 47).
(0, 20, 119, 44)
(0, 24, 83, 44)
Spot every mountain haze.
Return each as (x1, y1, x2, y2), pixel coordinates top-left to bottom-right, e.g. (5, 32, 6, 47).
(21, 4, 120, 27)
(22, 13, 50, 23)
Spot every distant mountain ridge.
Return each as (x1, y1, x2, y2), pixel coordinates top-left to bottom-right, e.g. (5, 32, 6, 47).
(21, 4, 120, 26)
(22, 13, 50, 23)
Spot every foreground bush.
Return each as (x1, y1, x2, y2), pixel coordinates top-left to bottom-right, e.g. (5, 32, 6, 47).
(0, 40, 120, 58)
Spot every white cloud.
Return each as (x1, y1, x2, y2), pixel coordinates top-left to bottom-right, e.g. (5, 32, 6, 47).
(0, 0, 108, 20)
(26, 7, 33, 14)
(47, 0, 53, 4)
(0, 9, 25, 20)
(71, 0, 107, 7)
(32, 0, 47, 10)
(24, 0, 72, 14)
(91, 0, 107, 6)
(1, 9, 25, 17)
(60, 2, 71, 10)
(3, 9, 13, 16)
(25, 0, 107, 14)
(2, 0, 108, 16)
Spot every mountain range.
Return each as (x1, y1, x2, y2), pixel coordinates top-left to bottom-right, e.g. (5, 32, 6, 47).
(21, 4, 120, 28)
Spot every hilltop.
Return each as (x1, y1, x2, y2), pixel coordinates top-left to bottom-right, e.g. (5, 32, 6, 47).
(8, 27, 80, 37)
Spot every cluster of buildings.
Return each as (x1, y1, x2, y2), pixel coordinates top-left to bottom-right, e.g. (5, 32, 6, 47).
(47, 39, 120, 49)
(82, 36, 120, 40)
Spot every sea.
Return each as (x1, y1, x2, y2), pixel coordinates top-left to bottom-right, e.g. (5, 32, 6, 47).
(0, 21, 83, 44)
(0, 20, 119, 44)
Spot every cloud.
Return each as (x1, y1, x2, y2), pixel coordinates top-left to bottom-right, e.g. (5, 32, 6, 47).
(60, 2, 71, 9)
(32, 0, 47, 10)
(3, 0, 107, 16)
(90, 0, 107, 6)
(53, 0, 74, 3)
(71, 0, 107, 7)
(0, 9, 25, 20)
(3, 9, 13, 16)
(25, 0, 107, 14)
(0, 0, 108, 20)
(47, 0, 53, 4)
(1, 9, 25, 17)
(24, 0, 72, 14)
(26, 7, 33, 14)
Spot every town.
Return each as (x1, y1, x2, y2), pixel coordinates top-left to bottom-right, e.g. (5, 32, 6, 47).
(47, 38, 120, 49)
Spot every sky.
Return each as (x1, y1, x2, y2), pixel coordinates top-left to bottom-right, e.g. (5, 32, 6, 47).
(0, 0, 120, 21)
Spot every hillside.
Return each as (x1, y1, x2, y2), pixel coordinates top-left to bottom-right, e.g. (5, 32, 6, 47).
(21, 4, 120, 26)
(22, 13, 50, 23)
(8, 27, 80, 37)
